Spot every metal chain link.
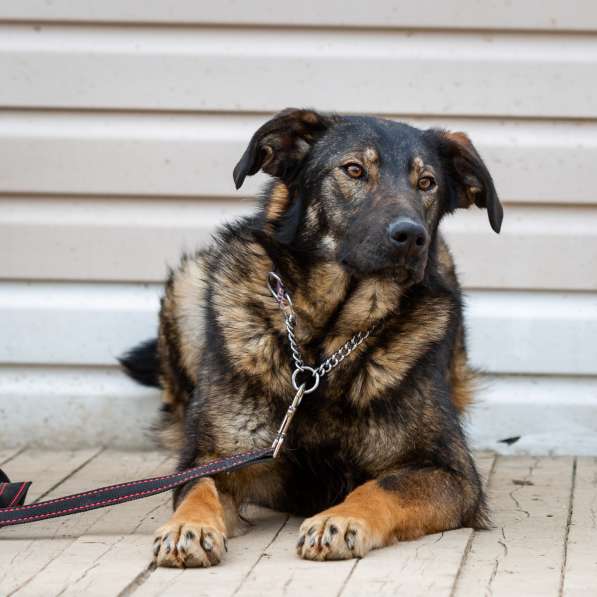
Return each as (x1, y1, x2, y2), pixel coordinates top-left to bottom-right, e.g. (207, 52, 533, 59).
(267, 271, 377, 394)
(267, 271, 378, 457)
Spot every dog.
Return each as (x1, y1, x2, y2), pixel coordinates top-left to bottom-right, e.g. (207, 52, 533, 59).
(120, 108, 502, 568)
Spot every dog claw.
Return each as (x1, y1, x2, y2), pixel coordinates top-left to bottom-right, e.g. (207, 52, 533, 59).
(163, 535, 173, 554)
(152, 538, 161, 557)
(201, 533, 214, 552)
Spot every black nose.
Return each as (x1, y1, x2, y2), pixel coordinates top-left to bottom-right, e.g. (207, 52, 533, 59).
(388, 218, 428, 255)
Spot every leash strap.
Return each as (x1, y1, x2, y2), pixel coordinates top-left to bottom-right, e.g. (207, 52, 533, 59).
(0, 447, 273, 528)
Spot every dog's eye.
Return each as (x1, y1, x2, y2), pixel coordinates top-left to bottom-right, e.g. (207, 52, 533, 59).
(418, 176, 436, 191)
(343, 163, 365, 179)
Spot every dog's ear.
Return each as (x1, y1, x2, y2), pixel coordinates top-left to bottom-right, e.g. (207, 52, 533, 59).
(431, 129, 503, 233)
(233, 108, 335, 189)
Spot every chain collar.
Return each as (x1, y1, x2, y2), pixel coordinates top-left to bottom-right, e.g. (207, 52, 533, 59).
(267, 271, 378, 456)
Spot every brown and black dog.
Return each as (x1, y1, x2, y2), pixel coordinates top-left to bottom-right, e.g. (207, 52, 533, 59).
(121, 108, 502, 567)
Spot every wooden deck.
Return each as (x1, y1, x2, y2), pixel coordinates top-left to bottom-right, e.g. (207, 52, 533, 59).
(0, 449, 595, 596)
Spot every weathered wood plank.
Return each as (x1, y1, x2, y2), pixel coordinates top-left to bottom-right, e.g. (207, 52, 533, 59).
(0, 447, 25, 466)
(562, 457, 597, 597)
(0, 448, 103, 595)
(2, 452, 583, 597)
(56, 488, 172, 597)
(341, 529, 473, 597)
(134, 507, 288, 597)
(0, 449, 101, 503)
(475, 452, 497, 488)
(453, 456, 574, 597)
(0, 450, 168, 596)
(15, 453, 174, 597)
(19, 533, 153, 597)
(234, 516, 355, 597)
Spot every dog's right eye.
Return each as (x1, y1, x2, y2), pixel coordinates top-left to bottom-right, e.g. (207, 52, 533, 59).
(343, 163, 365, 179)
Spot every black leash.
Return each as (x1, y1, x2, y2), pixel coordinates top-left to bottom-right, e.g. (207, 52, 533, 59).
(0, 448, 273, 528)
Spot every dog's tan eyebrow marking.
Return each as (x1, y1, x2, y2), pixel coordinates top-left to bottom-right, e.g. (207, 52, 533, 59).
(340, 147, 378, 166)
(409, 157, 436, 188)
(409, 157, 425, 186)
(364, 147, 379, 164)
(362, 147, 380, 185)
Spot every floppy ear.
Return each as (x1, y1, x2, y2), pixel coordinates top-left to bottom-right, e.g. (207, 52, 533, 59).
(432, 130, 503, 233)
(233, 108, 335, 189)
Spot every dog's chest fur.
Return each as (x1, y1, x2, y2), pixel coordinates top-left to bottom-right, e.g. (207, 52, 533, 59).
(175, 229, 456, 476)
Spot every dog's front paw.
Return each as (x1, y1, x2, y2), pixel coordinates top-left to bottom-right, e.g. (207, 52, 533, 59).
(297, 513, 375, 561)
(153, 521, 228, 568)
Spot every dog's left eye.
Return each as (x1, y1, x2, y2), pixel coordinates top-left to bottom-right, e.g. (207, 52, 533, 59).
(343, 163, 365, 179)
(418, 176, 436, 191)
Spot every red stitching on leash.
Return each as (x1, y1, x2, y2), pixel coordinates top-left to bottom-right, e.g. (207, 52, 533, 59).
(3, 452, 267, 524)
(8, 483, 27, 507)
(0, 448, 268, 513)
(0, 448, 272, 525)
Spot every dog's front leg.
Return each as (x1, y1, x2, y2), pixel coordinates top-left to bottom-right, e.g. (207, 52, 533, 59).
(297, 466, 483, 561)
(153, 477, 236, 568)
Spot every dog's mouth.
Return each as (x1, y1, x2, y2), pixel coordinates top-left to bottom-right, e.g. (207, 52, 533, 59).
(339, 257, 426, 287)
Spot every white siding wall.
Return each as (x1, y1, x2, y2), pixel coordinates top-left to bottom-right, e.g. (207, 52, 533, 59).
(1, 2, 596, 453)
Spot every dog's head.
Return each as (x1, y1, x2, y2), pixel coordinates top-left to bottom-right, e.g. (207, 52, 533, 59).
(234, 109, 502, 286)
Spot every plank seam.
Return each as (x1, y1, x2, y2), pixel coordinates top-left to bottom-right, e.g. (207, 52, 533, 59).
(448, 530, 476, 597)
(231, 513, 291, 596)
(116, 561, 156, 597)
(558, 456, 577, 597)
(112, 460, 175, 597)
(5, 447, 105, 596)
(0, 446, 27, 467)
(336, 558, 359, 597)
(32, 448, 105, 504)
(56, 537, 122, 597)
(450, 453, 498, 597)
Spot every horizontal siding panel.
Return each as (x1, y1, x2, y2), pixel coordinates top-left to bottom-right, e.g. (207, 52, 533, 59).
(469, 374, 597, 455)
(0, 366, 159, 449)
(2, 198, 596, 291)
(443, 205, 597, 291)
(2, 1, 597, 31)
(0, 283, 595, 375)
(1, 26, 597, 117)
(466, 290, 597, 375)
(1, 367, 596, 452)
(0, 197, 256, 282)
(2, 112, 597, 204)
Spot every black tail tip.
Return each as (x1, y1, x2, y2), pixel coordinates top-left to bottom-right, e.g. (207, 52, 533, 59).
(118, 338, 161, 388)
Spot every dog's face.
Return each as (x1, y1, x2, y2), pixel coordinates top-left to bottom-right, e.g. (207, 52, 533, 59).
(234, 109, 502, 286)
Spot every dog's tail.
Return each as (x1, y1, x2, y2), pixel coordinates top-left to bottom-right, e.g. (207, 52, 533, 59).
(118, 338, 161, 388)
